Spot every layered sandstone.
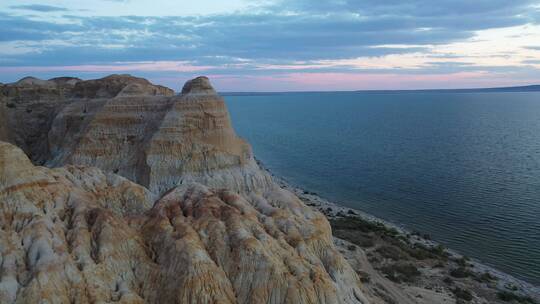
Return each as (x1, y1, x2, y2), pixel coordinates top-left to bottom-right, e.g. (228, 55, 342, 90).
(0, 74, 173, 164)
(71, 74, 174, 99)
(144, 77, 272, 194)
(0, 77, 74, 163)
(0, 141, 366, 303)
(1, 75, 272, 194)
(0, 75, 368, 303)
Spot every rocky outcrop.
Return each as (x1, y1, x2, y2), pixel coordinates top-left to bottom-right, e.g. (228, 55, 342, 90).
(0, 74, 173, 164)
(0, 141, 155, 303)
(181, 76, 218, 95)
(2, 74, 265, 194)
(43, 76, 273, 194)
(0, 77, 72, 163)
(71, 74, 174, 99)
(0, 141, 366, 303)
(144, 77, 272, 194)
(0, 96, 8, 142)
(0, 75, 368, 303)
(47, 94, 173, 188)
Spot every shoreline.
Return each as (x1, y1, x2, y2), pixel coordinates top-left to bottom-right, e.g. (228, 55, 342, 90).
(258, 159, 540, 302)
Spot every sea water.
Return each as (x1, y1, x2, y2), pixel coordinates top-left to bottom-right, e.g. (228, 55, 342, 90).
(225, 91, 540, 285)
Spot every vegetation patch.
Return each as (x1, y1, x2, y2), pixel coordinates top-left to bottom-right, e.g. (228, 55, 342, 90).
(450, 267, 472, 278)
(330, 216, 398, 236)
(497, 291, 537, 303)
(405, 243, 448, 260)
(380, 263, 421, 283)
(453, 256, 473, 267)
(475, 272, 497, 283)
(332, 228, 375, 247)
(452, 287, 473, 301)
(330, 216, 452, 263)
(376, 245, 406, 261)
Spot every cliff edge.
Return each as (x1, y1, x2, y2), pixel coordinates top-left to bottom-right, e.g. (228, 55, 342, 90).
(0, 75, 368, 304)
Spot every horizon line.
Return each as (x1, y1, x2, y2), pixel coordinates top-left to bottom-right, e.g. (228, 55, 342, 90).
(219, 84, 540, 95)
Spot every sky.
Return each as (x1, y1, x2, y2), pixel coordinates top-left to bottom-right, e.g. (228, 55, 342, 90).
(1, 0, 540, 91)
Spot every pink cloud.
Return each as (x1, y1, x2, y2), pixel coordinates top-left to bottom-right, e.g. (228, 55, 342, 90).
(204, 72, 537, 91)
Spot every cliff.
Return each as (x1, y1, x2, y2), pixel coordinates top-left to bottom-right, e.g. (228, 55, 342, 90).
(0, 75, 368, 303)
(1, 75, 271, 195)
(0, 74, 173, 165)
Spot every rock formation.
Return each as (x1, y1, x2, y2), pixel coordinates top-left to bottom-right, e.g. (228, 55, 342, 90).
(0, 74, 173, 164)
(0, 76, 74, 164)
(2, 74, 271, 195)
(70, 74, 174, 99)
(144, 77, 272, 194)
(0, 75, 368, 303)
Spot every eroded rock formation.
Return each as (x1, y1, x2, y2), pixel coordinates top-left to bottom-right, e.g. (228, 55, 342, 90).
(1, 74, 271, 195)
(0, 74, 172, 165)
(0, 75, 368, 303)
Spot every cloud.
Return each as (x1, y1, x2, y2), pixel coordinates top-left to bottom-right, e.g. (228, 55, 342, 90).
(0, 61, 214, 73)
(9, 4, 68, 12)
(277, 0, 539, 19)
(0, 0, 539, 89)
(1, 0, 538, 58)
(0, 12, 82, 42)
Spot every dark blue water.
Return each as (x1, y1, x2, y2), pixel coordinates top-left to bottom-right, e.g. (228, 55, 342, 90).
(225, 91, 540, 286)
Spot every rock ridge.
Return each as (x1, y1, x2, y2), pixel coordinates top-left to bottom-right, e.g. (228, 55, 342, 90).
(0, 74, 174, 164)
(181, 76, 218, 95)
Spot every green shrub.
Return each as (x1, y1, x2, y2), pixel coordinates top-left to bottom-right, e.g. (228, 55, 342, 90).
(450, 267, 472, 278)
(455, 256, 469, 267)
(433, 262, 445, 268)
(452, 287, 473, 301)
(331, 228, 375, 248)
(330, 217, 397, 236)
(381, 263, 421, 283)
(476, 272, 497, 283)
(407, 244, 437, 260)
(430, 244, 448, 257)
(497, 291, 537, 303)
(376, 245, 406, 261)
